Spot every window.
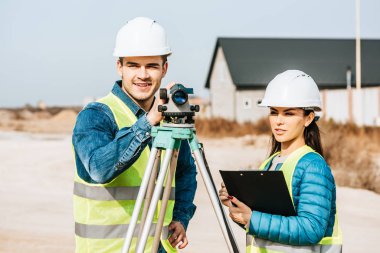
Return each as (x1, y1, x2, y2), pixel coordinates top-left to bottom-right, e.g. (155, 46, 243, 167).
(243, 98, 252, 109)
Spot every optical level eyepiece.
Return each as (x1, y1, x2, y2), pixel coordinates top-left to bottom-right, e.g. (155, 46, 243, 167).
(172, 89, 188, 105)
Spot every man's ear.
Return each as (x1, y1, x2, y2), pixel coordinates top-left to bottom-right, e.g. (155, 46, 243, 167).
(116, 59, 123, 76)
(162, 61, 168, 78)
(305, 111, 315, 127)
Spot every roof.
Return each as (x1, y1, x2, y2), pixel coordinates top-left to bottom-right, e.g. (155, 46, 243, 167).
(205, 38, 380, 89)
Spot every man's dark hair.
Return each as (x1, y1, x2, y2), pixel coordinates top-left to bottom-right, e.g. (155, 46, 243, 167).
(118, 55, 168, 66)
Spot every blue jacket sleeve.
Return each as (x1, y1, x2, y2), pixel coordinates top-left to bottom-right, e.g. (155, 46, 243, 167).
(72, 102, 152, 184)
(172, 140, 197, 230)
(248, 156, 335, 245)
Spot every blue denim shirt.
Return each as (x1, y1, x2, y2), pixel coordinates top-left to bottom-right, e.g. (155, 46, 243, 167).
(72, 81, 197, 230)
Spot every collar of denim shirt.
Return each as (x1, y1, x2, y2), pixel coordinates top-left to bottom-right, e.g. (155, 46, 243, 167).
(112, 80, 150, 118)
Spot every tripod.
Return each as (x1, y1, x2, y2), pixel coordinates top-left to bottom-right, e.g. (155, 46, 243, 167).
(121, 123, 239, 253)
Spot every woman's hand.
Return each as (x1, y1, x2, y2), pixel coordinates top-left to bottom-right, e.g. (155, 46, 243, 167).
(228, 196, 252, 226)
(218, 182, 231, 207)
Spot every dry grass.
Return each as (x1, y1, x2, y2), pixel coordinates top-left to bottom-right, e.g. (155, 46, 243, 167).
(0, 106, 80, 134)
(320, 120, 380, 193)
(0, 106, 82, 119)
(196, 117, 380, 194)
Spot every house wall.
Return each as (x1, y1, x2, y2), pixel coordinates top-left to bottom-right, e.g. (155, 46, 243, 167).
(209, 47, 236, 120)
(323, 89, 350, 123)
(208, 46, 380, 126)
(352, 87, 380, 126)
(235, 90, 268, 123)
(323, 87, 380, 126)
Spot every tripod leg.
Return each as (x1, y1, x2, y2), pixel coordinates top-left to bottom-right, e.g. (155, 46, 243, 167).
(136, 149, 174, 253)
(138, 150, 161, 240)
(121, 147, 159, 253)
(190, 139, 240, 253)
(151, 149, 179, 253)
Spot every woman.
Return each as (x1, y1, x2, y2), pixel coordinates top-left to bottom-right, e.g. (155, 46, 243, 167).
(219, 70, 342, 253)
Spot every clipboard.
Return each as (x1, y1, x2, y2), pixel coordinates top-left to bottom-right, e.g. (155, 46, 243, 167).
(219, 170, 296, 216)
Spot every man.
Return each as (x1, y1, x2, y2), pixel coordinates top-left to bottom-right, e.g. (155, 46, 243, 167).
(72, 17, 197, 253)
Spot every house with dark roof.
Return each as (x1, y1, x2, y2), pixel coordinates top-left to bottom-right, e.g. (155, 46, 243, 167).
(205, 38, 380, 126)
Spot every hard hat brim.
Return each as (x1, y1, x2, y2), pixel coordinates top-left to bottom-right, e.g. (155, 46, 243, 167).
(258, 100, 322, 111)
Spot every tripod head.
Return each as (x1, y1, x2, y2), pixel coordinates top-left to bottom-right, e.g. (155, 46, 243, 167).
(158, 84, 200, 124)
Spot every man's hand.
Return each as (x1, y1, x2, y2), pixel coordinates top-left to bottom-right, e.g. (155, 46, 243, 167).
(218, 182, 232, 207)
(167, 221, 188, 249)
(146, 81, 176, 126)
(228, 196, 252, 226)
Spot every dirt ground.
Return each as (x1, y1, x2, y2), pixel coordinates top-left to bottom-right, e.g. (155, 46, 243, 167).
(0, 131, 379, 252)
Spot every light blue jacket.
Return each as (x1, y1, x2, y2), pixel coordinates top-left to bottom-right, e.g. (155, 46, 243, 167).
(248, 152, 337, 245)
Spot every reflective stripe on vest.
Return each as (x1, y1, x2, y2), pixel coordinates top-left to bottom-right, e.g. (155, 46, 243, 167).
(75, 222, 170, 239)
(74, 226, 174, 253)
(246, 145, 343, 253)
(74, 181, 175, 201)
(247, 236, 342, 253)
(73, 93, 177, 253)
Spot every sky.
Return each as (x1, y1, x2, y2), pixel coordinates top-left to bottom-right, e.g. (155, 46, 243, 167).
(1, 0, 380, 107)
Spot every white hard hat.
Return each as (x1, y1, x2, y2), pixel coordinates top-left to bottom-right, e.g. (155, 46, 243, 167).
(113, 17, 171, 57)
(258, 70, 322, 111)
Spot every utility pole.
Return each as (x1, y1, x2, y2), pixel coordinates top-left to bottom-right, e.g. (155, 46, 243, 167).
(355, 0, 361, 90)
(355, 0, 363, 125)
(346, 66, 353, 123)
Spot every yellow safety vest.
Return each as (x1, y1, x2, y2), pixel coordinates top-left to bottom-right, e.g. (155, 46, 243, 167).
(73, 93, 177, 253)
(246, 145, 343, 253)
